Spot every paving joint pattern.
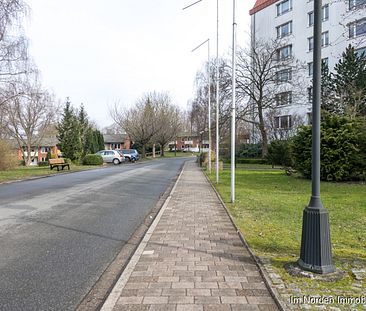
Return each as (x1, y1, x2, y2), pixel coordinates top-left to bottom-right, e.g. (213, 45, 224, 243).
(101, 160, 279, 311)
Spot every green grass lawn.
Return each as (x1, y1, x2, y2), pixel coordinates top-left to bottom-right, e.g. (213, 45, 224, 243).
(207, 165, 366, 308)
(0, 164, 103, 183)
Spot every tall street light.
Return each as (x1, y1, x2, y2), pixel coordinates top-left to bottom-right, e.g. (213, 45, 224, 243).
(231, 0, 237, 203)
(215, 0, 220, 184)
(298, 0, 335, 274)
(192, 39, 212, 173)
(183, 0, 219, 176)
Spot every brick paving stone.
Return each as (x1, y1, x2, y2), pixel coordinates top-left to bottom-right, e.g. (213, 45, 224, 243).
(107, 161, 278, 311)
(148, 305, 176, 311)
(203, 304, 231, 311)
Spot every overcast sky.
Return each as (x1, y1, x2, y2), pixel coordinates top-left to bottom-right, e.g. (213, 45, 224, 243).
(24, 0, 255, 128)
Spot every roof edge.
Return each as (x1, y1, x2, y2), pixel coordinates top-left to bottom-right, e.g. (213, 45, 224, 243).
(249, 0, 279, 15)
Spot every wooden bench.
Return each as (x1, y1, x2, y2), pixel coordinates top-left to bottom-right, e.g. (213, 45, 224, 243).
(49, 158, 70, 171)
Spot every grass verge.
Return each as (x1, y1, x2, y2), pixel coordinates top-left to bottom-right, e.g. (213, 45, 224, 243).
(0, 164, 103, 183)
(207, 165, 366, 310)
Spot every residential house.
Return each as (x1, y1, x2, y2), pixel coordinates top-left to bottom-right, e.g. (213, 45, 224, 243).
(168, 133, 210, 152)
(103, 134, 131, 150)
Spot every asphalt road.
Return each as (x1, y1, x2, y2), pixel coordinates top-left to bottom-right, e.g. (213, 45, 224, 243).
(0, 157, 188, 311)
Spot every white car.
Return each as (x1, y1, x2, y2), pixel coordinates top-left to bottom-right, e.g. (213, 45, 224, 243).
(96, 150, 125, 165)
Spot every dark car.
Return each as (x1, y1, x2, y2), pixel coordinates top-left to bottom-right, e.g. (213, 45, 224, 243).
(117, 149, 140, 162)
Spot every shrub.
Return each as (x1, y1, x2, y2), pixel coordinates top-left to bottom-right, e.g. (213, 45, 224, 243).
(82, 154, 103, 165)
(267, 140, 292, 167)
(292, 114, 366, 181)
(235, 158, 267, 165)
(38, 161, 49, 167)
(0, 140, 18, 170)
(238, 143, 262, 158)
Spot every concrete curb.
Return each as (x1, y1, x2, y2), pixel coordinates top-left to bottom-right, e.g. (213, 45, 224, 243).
(202, 168, 288, 311)
(99, 161, 187, 311)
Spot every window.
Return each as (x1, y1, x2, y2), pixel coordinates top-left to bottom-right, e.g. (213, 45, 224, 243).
(275, 91, 292, 106)
(322, 31, 329, 46)
(307, 87, 313, 102)
(276, 21, 293, 38)
(308, 32, 329, 51)
(322, 4, 329, 21)
(308, 58, 328, 76)
(308, 5, 329, 26)
(277, 45, 292, 60)
(276, 0, 292, 16)
(308, 37, 314, 51)
(308, 12, 314, 27)
(274, 115, 293, 129)
(356, 46, 366, 57)
(349, 0, 366, 9)
(308, 62, 313, 76)
(349, 19, 366, 38)
(276, 69, 292, 82)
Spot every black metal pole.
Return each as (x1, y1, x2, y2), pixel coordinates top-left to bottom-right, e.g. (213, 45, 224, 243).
(298, 0, 335, 274)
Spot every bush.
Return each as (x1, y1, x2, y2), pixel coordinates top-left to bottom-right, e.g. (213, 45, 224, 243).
(0, 140, 18, 170)
(235, 158, 268, 165)
(238, 143, 262, 158)
(38, 161, 49, 167)
(292, 114, 366, 181)
(267, 140, 292, 167)
(82, 154, 103, 165)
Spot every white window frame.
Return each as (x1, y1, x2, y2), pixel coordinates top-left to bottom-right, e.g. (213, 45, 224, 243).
(277, 45, 292, 60)
(349, 0, 366, 9)
(276, 68, 292, 82)
(275, 91, 293, 106)
(276, 21, 293, 38)
(274, 115, 293, 129)
(349, 19, 366, 38)
(276, 0, 292, 16)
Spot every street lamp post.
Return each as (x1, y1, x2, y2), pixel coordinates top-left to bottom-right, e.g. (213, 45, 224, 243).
(230, 0, 237, 203)
(183, 0, 219, 176)
(216, 0, 220, 183)
(298, 0, 335, 274)
(192, 39, 211, 173)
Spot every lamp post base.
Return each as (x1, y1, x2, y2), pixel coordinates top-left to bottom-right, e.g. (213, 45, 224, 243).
(298, 206, 335, 274)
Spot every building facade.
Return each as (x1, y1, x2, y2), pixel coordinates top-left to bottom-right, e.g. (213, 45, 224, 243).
(249, 0, 366, 133)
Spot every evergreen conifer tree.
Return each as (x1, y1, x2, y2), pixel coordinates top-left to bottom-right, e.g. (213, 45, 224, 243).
(57, 99, 82, 161)
(333, 45, 366, 117)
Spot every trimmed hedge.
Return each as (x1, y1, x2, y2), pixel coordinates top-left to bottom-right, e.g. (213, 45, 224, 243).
(82, 154, 103, 165)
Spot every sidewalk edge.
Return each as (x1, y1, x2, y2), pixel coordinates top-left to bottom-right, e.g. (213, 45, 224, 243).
(203, 169, 288, 311)
(99, 161, 187, 311)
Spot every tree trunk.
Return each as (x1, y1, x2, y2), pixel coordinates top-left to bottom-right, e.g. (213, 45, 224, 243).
(257, 107, 268, 157)
(142, 144, 146, 158)
(160, 144, 165, 157)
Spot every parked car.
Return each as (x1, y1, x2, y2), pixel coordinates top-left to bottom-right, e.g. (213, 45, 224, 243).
(95, 150, 125, 165)
(117, 149, 140, 162)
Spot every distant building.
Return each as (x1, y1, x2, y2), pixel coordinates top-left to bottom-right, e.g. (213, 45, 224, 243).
(168, 133, 210, 152)
(11, 137, 61, 165)
(103, 134, 131, 150)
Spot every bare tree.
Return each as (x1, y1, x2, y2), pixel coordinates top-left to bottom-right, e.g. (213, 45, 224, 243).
(153, 94, 182, 156)
(111, 92, 163, 158)
(221, 39, 306, 156)
(2, 76, 57, 166)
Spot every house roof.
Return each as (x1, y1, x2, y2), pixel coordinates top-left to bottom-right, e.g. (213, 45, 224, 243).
(103, 134, 127, 143)
(249, 0, 279, 15)
(6, 137, 59, 149)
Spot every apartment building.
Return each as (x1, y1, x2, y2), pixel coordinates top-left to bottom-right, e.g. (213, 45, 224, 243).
(249, 0, 366, 132)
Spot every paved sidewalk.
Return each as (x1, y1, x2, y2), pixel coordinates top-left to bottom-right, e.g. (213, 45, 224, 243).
(101, 160, 279, 311)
